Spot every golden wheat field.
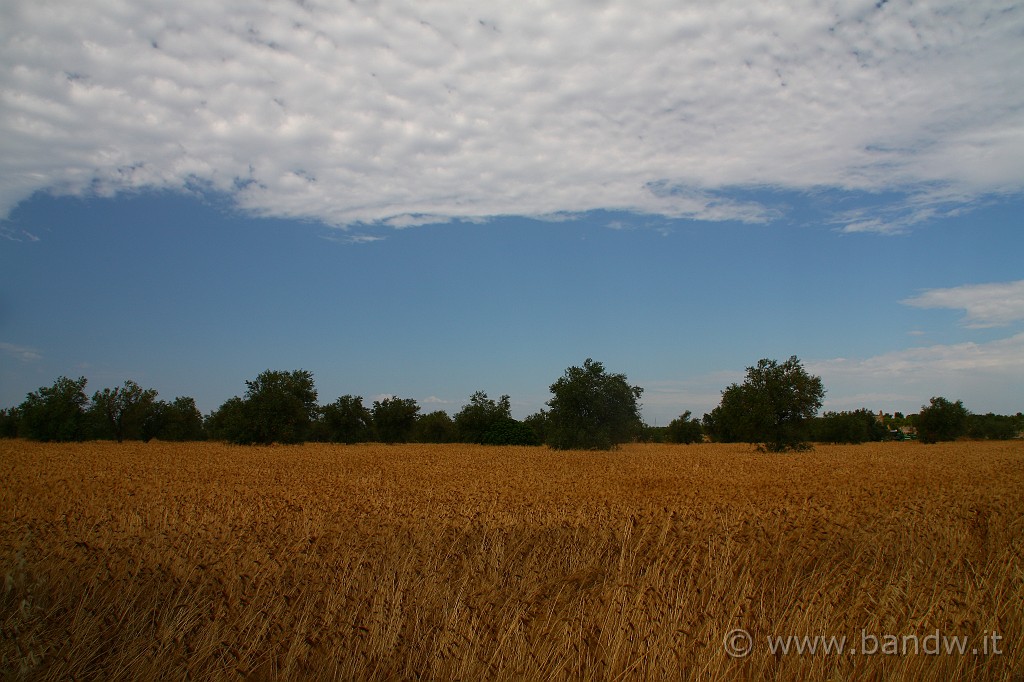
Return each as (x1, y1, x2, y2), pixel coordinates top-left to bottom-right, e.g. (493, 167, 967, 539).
(1, 439, 1022, 681)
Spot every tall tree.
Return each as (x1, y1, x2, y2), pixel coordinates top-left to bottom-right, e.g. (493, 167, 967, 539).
(91, 380, 159, 442)
(205, 396, 248, 443)
(145, 396, 205, 441)
(454, 391, 512, 443)
(320, 395, 373, 443)
(917, 396, 969, 443)
(523, 410, 549, 445)
(242, 369, 318, 444)
(18, 376, 90, 442)
(371, 397, 420, 444)
(0, 408, 18, 438)
(704, 356, 824, 452)
(546, 359, 643, 450)
(414, 410, 457, 443)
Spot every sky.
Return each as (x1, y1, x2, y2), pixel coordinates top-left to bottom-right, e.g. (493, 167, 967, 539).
(1, 0, 1022, 423)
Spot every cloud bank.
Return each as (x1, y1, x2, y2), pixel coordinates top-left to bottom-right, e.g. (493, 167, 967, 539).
(2, 0, 1023, 228)
(808, 332, 1024, 413)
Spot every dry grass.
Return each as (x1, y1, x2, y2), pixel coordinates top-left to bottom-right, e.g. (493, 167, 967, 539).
(1, 440, 1022, 680)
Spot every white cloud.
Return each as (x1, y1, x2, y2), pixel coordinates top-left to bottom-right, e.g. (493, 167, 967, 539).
(808, 333, 1024, 412)
(811, 333, 1024, 378)
(0, 342, 42, 362)
(901, 280, 1024, 328)
(1, 0, 1022, 228)
(830, 194, 972, 235)
(0, 225, 40, 242)
(320, 232, 386, 244)
(640, 334, 1024, 422)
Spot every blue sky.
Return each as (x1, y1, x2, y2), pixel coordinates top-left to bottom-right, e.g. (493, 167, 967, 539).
(2, 0, 1023, 423)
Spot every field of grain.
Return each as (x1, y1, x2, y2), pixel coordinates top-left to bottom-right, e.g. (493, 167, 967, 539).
(1, 440, 1022, 680)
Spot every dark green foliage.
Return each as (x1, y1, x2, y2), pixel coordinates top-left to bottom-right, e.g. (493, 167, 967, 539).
(414, 411, 457, 443)
(666, 411, 703, 444)
(812, 409, 889, 444)
(703, 356, 824, 452)
(205, 396, 247, 442)
(319, 395, 373, 443)
(18, 376, 90, 441)
(7, 368, 1018, 448)
(638, 425, 668, 443)
(701, 400, 743, 444)
(244, 370, 318, 444)
(546, 359, 644, 450)
(967, 412, 1023, 440)
(207, 370, 318, 444)
(454, 391, 512, 443)
(523, 411, 549, 445)
(144, 397, 205, 441)
(90, 380, 159, 443)
(917, 396, 969, 443)
(481, 418, 541, 446)
(371, 397, 420, 443)
(0, 408, 19, 438)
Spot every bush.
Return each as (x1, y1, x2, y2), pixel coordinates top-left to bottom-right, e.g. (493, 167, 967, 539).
(666, 411, 703, 444)
(481, 418, 541, 446)
(966, 413, 1022, 440)
(813, 409, 889, 444)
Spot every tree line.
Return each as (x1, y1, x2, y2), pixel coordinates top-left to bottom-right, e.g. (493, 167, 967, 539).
(2, 357, 1021, 450)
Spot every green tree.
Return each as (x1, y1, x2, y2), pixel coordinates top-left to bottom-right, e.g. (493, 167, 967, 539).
(481, 417, 542, 446)
(242, 369, 318, 444)
(454, 391, 512, 443)
(90, 380, 159, 442)
(966, 412, 1021, 440)
(666, 411, 703, 444)
(145, 396, 205, 441)
(917, 396, 969, 443)
(546, 359, 644, 450)
(638, 424, 668, 443)
(415, 410, 457, 443)
(372, 397, 420, 443)
(208, 370, 318, 444)
(812, 409, 889, 444)
(18, 376, 90, 441)
(319, 395, 373, 443)
(0, 408, 20, 438)
(205, 396, 247, 443)
(523, 410, 549, 445)
(704, 356, 824, 452)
